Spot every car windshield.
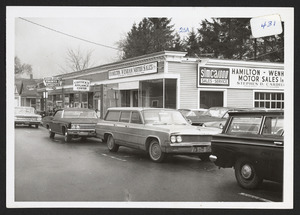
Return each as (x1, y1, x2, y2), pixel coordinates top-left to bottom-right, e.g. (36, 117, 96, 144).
(143, 109, 188, 125)
(15, 107, 35, 115)
(182, 110, 206, 117)
(63, 110, 97, 118)
(203, 108, 229, 118)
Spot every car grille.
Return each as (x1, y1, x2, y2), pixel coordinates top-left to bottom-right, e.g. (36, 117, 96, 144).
(16, 117, 38, 121)
(78, 124, 96, 129)
(181, 135, 211, 143)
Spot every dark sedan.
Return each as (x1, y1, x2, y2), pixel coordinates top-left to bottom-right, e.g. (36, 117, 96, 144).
(209, 109, 284, 189)
(44, 108, 98, 142)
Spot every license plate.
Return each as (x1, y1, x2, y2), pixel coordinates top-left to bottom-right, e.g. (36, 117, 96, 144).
(192, 147, 210, 153)
(79, 132, 89, 136)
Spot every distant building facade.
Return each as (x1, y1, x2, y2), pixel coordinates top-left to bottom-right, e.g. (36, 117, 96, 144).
(15, 76, 42, 110)
(37, 51, 284, 117)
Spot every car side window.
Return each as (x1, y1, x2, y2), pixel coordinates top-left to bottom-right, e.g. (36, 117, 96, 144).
(53, 110, 63, 119)
(131, 111, 142, 124)
(263, 116, 284, 136)
(105, 111, 120, 121)
(120, 111, 130, 123)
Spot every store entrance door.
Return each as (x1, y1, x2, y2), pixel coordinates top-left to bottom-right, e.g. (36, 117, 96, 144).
(121, 90, 138, 107)
(200, 91, 223, 108)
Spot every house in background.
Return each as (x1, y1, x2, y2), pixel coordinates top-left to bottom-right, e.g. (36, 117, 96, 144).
(14, 75, 42, 110)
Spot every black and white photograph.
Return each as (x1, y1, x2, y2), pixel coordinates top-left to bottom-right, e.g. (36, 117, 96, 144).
(6, 6, 294, 209)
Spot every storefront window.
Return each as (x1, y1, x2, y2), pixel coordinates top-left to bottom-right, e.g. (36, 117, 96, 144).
(74, 93, 80, 107)
(165, 79, 177, 109)
(200, 91, 223, 108)
(140, 79, 163, 108)
(254, 92, 284, 109)
(82, 93, 88, 108)
(103, 83, 120, 114)
(64, 94, 69, 108)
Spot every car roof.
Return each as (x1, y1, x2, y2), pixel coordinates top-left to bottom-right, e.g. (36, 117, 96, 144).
(59, 108, 95, 112)
(107, 107, 177, 111)
(228, 109, 284, 115)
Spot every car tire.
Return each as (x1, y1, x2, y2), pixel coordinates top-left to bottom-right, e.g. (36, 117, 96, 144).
(64, 131, 72, 142)
(198, 153, 210, 161)
(35, 124, 39, 128)
(149, 140, 166, 163)
(49, 130, 55, 139)
(234, 157, 263, 189)
(107, 135, 119, 152)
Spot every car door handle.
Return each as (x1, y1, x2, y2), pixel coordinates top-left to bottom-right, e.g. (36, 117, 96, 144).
(274, 141, 283, 145)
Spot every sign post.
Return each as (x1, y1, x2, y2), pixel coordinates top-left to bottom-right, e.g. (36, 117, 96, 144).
(43, 77, 62, 113)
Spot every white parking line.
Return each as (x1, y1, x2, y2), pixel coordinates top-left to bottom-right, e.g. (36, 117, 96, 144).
(239, 192, 273, 202)
(102, 153, 127, 162)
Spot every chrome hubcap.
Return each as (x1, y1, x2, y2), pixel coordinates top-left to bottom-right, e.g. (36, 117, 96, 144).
(151, 144, 161, 159)
(241, 164, 252, 179)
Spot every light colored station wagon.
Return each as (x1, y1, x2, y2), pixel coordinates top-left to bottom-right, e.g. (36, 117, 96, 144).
(96, 107, 221, 162)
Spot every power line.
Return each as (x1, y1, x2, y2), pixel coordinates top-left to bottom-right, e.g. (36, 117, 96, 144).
(247, 47, 284, 61)
(19, 17, 122, 51)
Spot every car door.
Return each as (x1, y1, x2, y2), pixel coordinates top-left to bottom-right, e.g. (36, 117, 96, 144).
(114, 111, 136, 147)
(127, 111, 146, 150)
(261, 115, 284, 181)
(51, 110, 63, 134)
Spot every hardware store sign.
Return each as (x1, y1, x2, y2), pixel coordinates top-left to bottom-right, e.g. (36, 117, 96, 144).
(73, 80, 90, 91)
(198, 66, 284, 89)
(108, 62, 158, 79)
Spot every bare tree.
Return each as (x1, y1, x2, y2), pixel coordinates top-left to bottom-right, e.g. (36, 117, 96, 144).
(15, 56, 33, 78)
(60, 47, 94, 73)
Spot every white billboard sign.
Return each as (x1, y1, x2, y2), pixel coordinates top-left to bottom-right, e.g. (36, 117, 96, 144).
(73, 80, 90, 91)
(108, 62, 158, 79)
(198, 65, 284, 89)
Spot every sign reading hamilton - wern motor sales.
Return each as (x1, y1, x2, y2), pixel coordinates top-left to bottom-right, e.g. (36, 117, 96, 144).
(108, 62, 158, 79)
(73, 80, 90, 91)
(198, 66, 284, 89)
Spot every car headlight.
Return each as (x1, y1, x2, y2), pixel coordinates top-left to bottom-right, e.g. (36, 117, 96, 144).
(170, 136, 176, 143)
(170, 135, 182, 143)
(176, 135, 182, 143)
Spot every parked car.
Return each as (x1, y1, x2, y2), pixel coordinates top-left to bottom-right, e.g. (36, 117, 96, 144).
(201, 107, 246, 129)
(178, 108, 208, 126)
(96, 107, 221, 162)
(209, 109, 284, 189)
(44, 108, 98, 142)
(14, 106, 42, 128)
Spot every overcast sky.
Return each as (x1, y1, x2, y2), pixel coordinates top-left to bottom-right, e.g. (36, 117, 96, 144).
(8, 7, 292, 79)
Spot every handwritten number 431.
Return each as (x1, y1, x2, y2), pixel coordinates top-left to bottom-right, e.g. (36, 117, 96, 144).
(261, 21, 276, 29)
